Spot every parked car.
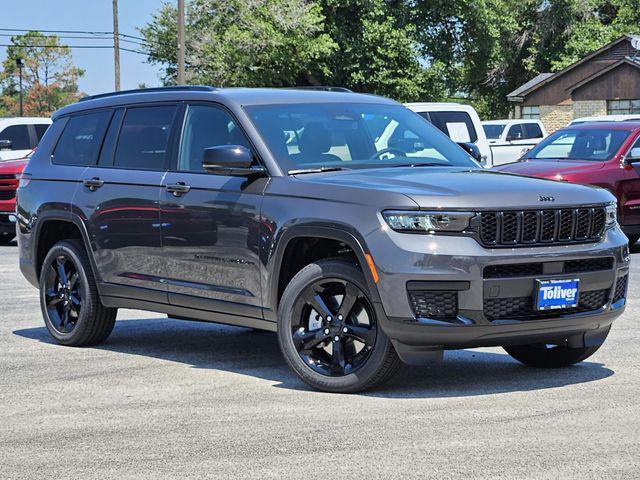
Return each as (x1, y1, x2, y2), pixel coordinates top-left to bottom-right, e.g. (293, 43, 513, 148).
(0, 117, 51, 161)
(404, 102, 493, 166)
(496, 122, 640, 244)
(570, 114, 640, 126)
(0, 154, 30, 244)
(17, 86, 628, 393)
(482, 119, 547, 165)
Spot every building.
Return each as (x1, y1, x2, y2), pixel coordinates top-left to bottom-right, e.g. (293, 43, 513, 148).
(507, 35, 640, 132)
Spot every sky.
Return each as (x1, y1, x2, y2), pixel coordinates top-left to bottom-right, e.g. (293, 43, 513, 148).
(2, 0, 166, 95)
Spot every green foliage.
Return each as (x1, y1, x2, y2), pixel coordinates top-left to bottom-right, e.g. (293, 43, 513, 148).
(140, 0, 640, 119)
(0, 31, 84, 116)
(140, 0, 336, 87)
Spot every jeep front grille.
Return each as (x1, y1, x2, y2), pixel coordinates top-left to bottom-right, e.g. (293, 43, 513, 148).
(478, 207, 606, 247)
(484, 288, 609, 321)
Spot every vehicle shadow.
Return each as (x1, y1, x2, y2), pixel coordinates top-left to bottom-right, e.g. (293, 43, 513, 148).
(14, 317, 614, 398)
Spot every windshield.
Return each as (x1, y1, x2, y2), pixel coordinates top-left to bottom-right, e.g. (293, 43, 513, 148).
(524, 128, 631, 161)
(245, 103, 478, 172)
(482, 124, 506, 139)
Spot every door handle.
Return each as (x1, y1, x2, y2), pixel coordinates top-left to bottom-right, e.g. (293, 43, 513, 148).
(83, 177, 104, 191)
(166, 182, 191, 197)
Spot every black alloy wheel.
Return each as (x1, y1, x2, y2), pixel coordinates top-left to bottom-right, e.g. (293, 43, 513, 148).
(277, 258, 401, 393)
(291, 278, 377, 377)
(39, 239, 117, 346)
(43, 254, 83, 334)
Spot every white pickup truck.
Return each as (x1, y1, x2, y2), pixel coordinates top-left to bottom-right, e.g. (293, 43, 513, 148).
(0, 117, 51, 161)
(481, 119, 547, 166)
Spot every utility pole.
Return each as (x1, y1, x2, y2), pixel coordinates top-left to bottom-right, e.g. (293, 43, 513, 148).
(177, 0, 186, 84)
(113, 0, 121, 91)
(16, 58, 24, 117)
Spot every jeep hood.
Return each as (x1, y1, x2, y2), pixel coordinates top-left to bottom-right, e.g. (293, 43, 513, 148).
(294, 166, 614, 209)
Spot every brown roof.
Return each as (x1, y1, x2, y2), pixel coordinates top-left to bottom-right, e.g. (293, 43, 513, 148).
(507, 35, 640, 102)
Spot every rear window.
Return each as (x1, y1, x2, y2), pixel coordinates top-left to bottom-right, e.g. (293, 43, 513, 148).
(418, 111, 478, 143)
(523, 123, 543, 139)
(53, 111, 112, 166)
(113, 106, 177, 170)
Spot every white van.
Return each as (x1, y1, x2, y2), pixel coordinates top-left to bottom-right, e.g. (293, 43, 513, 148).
(0, 117, 52, 161)
(481, 119, 547, 165)
(404, 103, 493, 166)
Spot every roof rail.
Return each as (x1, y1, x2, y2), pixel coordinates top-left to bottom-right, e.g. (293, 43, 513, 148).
(79, 85, 218, 102)
(288, 86, 353, 93)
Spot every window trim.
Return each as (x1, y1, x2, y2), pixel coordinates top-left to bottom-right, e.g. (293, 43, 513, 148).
(169, 100, 267, 176)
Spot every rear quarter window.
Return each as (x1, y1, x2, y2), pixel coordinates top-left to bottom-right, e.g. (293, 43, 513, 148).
(418, 111, 478, 143)
(52, 111, 112, 166)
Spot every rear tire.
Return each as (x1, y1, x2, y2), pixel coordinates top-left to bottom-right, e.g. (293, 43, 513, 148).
(39, 239, 117, 346)
(503, 342, 604, 368)
(277, 258, 401, 393)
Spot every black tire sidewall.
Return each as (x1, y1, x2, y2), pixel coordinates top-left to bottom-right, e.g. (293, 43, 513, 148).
(39, 240, 96, 345)
(277, 259, 396, 392)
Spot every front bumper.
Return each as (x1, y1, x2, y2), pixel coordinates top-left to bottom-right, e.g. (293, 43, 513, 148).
(366, 225, 629, 350)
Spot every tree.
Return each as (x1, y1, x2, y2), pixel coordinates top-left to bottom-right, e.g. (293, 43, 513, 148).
(0, 31, 84, 116)
(140, 0, 336, 87)
(317, 0, 446, 101)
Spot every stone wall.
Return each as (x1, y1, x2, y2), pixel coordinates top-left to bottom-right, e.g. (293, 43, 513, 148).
(573, 100, 607, 119)
(539, 105, 574, 133)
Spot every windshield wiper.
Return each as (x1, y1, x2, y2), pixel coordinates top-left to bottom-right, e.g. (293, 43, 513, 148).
(391, 162, 447, 168)
(288, 166, 351, 175)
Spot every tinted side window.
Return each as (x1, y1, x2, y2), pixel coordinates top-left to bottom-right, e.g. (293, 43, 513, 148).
(0, 125, 31, 150)
(523, 123, 543, 139)
(113, 106, 177, 170)
(34, 124, 50, 142)
(178, 105, 250, 172)
(53, 111, 112, 166)
(507, 124, 524, 140)
(420, 111, 478, 143)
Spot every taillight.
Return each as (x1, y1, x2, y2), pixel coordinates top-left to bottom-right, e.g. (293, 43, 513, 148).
(18, 173, 32, 188)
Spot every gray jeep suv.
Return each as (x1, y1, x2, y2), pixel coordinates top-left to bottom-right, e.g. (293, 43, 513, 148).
(16, 86, 630, 392)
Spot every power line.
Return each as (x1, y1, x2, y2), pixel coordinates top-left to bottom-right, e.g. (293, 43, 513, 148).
(0, 43, 147, 55)
(0, 33, 145, 46)
(0, 28, 146, 42)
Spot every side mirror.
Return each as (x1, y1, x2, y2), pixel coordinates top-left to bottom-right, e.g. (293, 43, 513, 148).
(627, 147, 640, 163)
(0, 139, 12, 151)
(202, 145, 266, 176)
(458, 142, 483, 163)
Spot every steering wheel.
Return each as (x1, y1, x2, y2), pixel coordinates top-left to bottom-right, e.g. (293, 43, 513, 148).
(369, 147, 406, 161)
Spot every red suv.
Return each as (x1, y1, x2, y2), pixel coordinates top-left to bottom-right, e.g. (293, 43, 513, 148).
(0, 157, 28, 244)
(497, 122, 640, 244)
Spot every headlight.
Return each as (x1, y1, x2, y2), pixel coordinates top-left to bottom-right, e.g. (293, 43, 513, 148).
(605, 202, 617, 227)
(382, 211, 475, 233)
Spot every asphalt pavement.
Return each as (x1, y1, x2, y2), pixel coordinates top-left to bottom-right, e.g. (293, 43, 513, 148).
(1, 242, 639, 479)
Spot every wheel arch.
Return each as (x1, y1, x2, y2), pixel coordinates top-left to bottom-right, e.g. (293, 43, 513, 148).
(33, 211, 100, 283)
(266, 222, 381, 320)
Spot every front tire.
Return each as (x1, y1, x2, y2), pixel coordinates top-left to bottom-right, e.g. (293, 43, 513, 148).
(277, 258, 401, 393)
(503, 342, 604, 368)
(39, 239, 117, 346)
